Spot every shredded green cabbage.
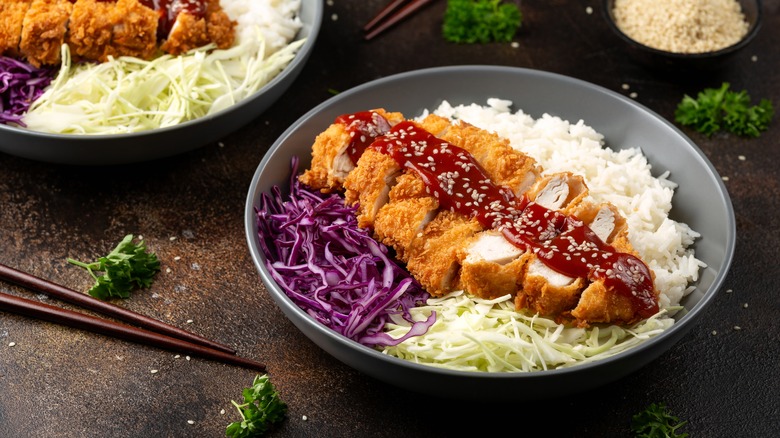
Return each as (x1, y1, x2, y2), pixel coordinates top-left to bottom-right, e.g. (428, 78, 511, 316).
(381, 290, 675, 372)
(23, 29, 305, 134)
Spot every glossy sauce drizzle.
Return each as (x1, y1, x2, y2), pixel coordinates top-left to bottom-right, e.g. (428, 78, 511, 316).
(335, 111, 393, 165)
(138, 0, 207, 39)
(340, 115, 658, 317)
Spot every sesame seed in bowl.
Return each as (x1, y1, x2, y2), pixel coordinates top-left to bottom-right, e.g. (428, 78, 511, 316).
(603, 0, 763, 72)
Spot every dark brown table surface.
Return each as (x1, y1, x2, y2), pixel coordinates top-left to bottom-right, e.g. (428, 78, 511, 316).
(1, 1, 779, 437)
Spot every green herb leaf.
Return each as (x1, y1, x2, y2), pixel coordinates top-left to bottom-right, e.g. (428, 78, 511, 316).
(674, 82, 774, 138)
(631, 403, 689, 438)
(226, 374, 287, 438)
(67, 234, 161, 300)
(442, 0, 522, 44)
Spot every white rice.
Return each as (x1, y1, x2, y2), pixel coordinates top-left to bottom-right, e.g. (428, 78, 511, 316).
(220, 0, 303, 54)
(426, 98, 706, 310)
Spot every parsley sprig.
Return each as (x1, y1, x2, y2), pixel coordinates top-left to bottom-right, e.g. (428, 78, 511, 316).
(631, 403, 689, 438)
(674, 82, 774, 137)
(226, 374, 288, 438)
(67, 234, 161, 300)
(442, 0, 522, 44)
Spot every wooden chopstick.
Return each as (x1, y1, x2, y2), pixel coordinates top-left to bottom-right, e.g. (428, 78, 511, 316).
(363, 0, 438, 41)
(0, 291, 266, 372)
(0, 262, 236, 354)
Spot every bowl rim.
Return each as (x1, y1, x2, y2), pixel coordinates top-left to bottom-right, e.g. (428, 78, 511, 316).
(602, 0, 763, 59)
(244, 65, 737, 388)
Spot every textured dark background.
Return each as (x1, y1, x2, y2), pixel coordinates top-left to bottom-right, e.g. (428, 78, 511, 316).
(1, 1, 778, 437)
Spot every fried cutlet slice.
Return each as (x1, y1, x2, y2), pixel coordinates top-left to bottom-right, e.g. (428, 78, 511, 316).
(456, 230, 531, 300)
(515, 199, 652, 327)
(300, 109, 404, 193)
(159, 8, 210, 56)
(66, 0, 116, 62)
(19, 0, 74, 67)
(404, 210, 483, 297)
(110, 0, 158, 59)
(459, 172, 589, 301)
(342, 148, 402, 230)
(0, 0, 32, 57)
(159, 0, 236, 55)
(205, 0, 235, 49)
(372, 173, 439, 263)
(419, 114, 541, 196)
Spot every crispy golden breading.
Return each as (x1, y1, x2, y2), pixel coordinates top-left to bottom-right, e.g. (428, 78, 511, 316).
(110, 0, 159, 60)
(515, 258, 587, 321)
(420, 114, 541, 196)
(570, 279, 656, 326)
(160, 11, 210, 56)
(0, 0, 32, 57)
(372, 173, 439, 263)
(457, 241, 529, 300)
(343, 148, 401, 230)
(19, 0, 73, 67)
(300, 109, 404, 193)
(66, 0, 115, 62)
(4, 0, 236, 65)
(205, 0, 236, 49)
(159, 0, 235, 55)
(404, 211, 483, 296)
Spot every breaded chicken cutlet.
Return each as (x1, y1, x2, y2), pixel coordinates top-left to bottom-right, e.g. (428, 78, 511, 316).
(0, 0, 235, 67)
(300, 109, 661, 327)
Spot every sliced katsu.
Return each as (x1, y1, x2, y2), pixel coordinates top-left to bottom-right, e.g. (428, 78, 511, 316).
(301, 109, 660, 327)
(1, 0, 236, 67)
(0, 0, 32, 58)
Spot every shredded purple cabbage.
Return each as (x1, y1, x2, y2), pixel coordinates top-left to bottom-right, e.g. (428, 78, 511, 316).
(255, 157, 436, 348)
(0, 56, 56, 127)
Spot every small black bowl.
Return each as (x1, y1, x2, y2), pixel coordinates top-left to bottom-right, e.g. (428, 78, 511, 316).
(603, 0, 762, 73)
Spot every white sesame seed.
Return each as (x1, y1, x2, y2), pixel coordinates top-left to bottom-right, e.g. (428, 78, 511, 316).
(331, 13, 338, 21)
(220, 409, 226, 415)
(302, 415, 308, 421)
(621, 83, 630, 90)
(186, 356, 191, 361)
(743, 303, 748, 308)
(186, 319, 193, 324)
(585, 6, 593, 14)
(629, 92, 638, 98)
(738, 155, 746, 161)
(169, 236, 177, 241)
(711, 330, 717, 335)
(751, 55, 758, 62)
(187, 420, 195, 425)
(733, 326, 742, 330)
(151, 369, 159, 374)
(511, 41, 519, 48)
(722, 176, 729, 181)
(8, 342, 16, 347)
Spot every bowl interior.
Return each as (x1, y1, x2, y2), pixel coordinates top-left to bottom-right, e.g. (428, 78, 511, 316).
(0, 0, 323, 166)
(245, 66, 736, 401)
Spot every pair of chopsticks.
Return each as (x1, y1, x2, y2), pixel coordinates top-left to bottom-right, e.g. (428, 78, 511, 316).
(0, 262, 265, 372)
(363, 0, 438, 41)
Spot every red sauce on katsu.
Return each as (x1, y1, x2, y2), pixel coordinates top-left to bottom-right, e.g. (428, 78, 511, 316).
(339, 115, 658, 318)
(138, 0, 208, 39)
(335, 111, 393, 165)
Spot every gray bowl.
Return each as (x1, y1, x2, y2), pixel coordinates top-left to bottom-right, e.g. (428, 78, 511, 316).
(0, 0, 323, 166)
(244, 66, 736, 401)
